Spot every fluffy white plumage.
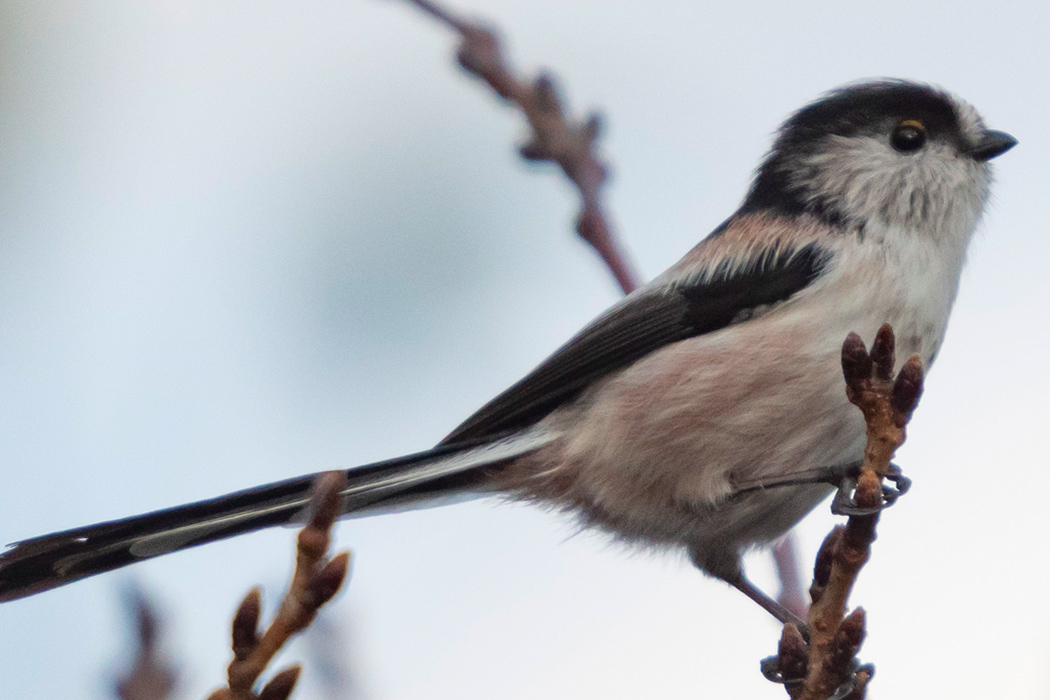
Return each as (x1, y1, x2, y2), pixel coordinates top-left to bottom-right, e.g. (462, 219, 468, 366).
(0, 81, 1015, 611)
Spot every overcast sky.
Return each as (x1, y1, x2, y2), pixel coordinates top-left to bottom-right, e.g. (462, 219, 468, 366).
(1, 1, 1048, 698)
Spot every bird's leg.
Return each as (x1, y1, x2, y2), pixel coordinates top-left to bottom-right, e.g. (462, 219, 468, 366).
(729, 460, 910, 515)
(691, 548, 809, 634)
(726, 571, 809, 634)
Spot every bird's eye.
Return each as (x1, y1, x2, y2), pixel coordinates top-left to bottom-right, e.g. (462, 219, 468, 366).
(891, 120, 927, 153)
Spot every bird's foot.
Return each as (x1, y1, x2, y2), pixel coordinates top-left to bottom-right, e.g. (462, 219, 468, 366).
(830, 461, 910, 516)
(761, 654, 874, 699)
(730, 460, 910, 514)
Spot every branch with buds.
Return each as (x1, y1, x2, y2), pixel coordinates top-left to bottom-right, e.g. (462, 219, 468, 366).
(404, 0, 813, 652)
(402, 0, 640, 295)
(207, 472, 351, 700)
(765, 324, 924, 700)
(114, 590, 177, 700)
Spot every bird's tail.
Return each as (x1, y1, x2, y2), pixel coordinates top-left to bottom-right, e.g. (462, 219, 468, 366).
(0, 430, 553, 602)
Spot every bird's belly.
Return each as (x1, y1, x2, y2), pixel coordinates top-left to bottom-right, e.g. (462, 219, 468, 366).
(527, 289, 940, 553)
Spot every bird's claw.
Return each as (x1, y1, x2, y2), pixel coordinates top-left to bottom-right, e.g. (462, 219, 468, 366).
(760, 654, 874, 699)
(830, 462, 910, 516)
(827, 661, 875, 700)
(760, 654, 799, 686)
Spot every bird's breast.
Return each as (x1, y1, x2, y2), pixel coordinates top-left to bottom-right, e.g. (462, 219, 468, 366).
(518, 227, 967, 551)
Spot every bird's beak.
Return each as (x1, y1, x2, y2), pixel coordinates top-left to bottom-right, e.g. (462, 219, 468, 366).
(967, 129, 1018, 161)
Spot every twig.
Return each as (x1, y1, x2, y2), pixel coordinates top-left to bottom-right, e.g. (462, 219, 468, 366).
(302, 614, 364, 700)
(114, 589, 177, 700)
(401, 0, 640, 294)
(768, 324, 924, 699)
(207, 472, 352, 700)
(773, 535, 808, 621)
(402, 0, 813, 604)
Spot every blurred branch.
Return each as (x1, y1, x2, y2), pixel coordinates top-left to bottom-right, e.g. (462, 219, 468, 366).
(207, 472, 352, 700)
(403, 0, 810, 622)
(114, 589, 177, 700)
(302, 614, 365, 700)
(772, 535, 807, 621)
(402, 0, 641, 294)
(765, 325, 924, 699)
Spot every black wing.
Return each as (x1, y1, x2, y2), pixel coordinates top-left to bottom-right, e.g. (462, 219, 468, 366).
(442, 242, 831, 444)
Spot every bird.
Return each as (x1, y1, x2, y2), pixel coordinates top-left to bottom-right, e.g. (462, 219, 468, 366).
(0, 80, 1016, 619)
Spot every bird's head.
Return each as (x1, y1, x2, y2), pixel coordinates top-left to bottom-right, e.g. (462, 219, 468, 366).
(743, 80, 1016, 239)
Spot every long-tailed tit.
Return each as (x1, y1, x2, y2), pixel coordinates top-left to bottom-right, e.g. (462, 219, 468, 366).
(0, 81, 1016, 618)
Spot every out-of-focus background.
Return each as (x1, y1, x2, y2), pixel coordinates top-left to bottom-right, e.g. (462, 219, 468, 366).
(0, 1, 1047, 698)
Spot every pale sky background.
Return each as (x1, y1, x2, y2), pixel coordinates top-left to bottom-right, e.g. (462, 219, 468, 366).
(0, 1, 1048, 698)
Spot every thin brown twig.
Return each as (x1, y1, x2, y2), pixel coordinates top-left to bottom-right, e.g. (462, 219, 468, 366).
(770, 324, 924, 700)
(401, 0, 641, 294)
(114, 589, 177, 700)
(403, 0, 810, 604)
(207, 471, 352, 700)
(773, 535, 808, 621)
